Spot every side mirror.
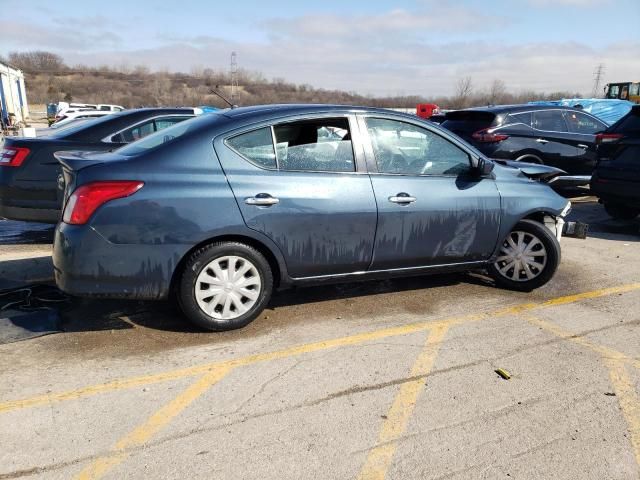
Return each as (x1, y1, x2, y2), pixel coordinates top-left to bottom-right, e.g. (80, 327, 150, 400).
(475, 158, 495, 177)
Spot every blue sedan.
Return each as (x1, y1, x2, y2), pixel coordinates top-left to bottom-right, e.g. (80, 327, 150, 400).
(53, 104, 571, 331)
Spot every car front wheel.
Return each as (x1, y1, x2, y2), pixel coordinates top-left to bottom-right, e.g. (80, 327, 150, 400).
(487, 219, 561, 291)
(177, 242, 273, 331)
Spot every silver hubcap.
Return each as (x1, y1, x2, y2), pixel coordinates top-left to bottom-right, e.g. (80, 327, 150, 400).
(494, 230, 547, 282)
(195, 256, 262, 320)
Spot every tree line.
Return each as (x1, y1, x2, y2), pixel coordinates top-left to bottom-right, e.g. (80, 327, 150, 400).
(3, 51, 582, 110)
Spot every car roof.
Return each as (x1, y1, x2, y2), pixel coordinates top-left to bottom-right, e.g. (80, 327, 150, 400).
(454, 104, 585, 114)
(222, 103, 409, 118)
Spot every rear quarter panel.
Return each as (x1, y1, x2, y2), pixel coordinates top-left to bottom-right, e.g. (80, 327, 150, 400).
(60, 126, 290, 298)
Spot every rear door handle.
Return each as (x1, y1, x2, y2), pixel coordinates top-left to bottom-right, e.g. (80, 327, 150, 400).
(577, 144, 589, 149)
(536, 138, 549, 144)
(389, 193, 416, 204)
(245, 193, 279, 206)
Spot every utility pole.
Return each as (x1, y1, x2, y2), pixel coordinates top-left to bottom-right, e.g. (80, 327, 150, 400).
(230, 52, 238, 104)
(592, 63, 605, 98)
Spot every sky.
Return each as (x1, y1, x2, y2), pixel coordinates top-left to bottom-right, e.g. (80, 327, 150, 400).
(1, 0, 639, 97)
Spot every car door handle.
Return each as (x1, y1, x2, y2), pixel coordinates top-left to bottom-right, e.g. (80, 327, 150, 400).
(389, 193, 416, 204)
(577, 144, 589, 149)
(536, 138, 549, 144)
(245, 194, 279, 206)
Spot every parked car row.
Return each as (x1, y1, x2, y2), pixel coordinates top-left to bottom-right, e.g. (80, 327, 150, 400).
(439, 104, 608, 181)
(4, 101, 636, 332)
(0, 108, 201, 222)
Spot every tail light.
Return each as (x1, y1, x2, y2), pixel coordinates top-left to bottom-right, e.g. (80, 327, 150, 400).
(0, 147, 30, 167)
(62, 181, 144, 225)
(472, 128, 509, 143)
(595, 133, 623, 145)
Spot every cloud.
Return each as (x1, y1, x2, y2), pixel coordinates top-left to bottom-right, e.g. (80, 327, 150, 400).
(0, 18, 123, 51)
(2, 3, 637, 97)
(527, 0, 610, 6)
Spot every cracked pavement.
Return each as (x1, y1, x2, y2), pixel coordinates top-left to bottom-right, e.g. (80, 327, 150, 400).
(0, 200, 639, 479)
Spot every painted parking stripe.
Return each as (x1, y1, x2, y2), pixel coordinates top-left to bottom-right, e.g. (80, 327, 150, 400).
(74, 366, 233, 480)
(524, 314, 640, 467)
(357, 325, 448, 480)
(0, 283, 638, 415)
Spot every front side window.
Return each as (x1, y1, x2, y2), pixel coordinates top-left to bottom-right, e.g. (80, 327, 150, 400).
(365, 118, 470, 175)
(564, 111, 605, 134)
(273, 118, 355, 172)
(227, 127, 276, 169)
(533, 110, 567, 132)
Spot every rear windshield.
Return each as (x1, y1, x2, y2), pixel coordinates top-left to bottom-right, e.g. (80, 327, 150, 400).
(441, 111, 497, 133)
(46, 112, 125, 138)
(116, 114, 219, 156)
(609, 107, 640, 134)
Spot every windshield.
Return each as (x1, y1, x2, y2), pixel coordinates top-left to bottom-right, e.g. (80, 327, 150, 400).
(46, 112, 127, 138)
(116, 114, 219, 156)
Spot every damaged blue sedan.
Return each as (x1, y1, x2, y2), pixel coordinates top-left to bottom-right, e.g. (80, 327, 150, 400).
(53, 104, 574, 331)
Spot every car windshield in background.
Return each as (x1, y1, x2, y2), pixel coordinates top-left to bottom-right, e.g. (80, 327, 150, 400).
(116, 114, 217, 156)
(441, 111, 497, 134)
(47, 113, 124, 138)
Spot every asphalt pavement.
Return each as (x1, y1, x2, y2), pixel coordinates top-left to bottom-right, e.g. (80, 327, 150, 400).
(0, 199, 639, 479)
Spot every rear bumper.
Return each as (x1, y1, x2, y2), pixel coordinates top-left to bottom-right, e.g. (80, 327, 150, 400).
(0, 176, 61, 223)
(53, 223, 190, 300)
(591, 175, 640, 208)
(0, 203, 60, 223)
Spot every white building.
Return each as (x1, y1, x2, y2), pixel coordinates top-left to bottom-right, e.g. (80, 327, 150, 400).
(0, 62, 29, 126)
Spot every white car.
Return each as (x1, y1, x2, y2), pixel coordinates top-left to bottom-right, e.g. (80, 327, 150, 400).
(52, 109, 113, 127)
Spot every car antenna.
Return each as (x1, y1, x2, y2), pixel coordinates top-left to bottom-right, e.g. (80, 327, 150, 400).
(210, 87, 237, 109)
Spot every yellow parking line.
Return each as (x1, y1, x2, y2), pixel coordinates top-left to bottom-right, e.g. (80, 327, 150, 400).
(605, 359, 640, 467)
(357, 325, 449, 480)
(1, 283, 639, 415)
(525, 315, 640, 370)
(74, 366, 233, 480)
(524, 315, 640, 467)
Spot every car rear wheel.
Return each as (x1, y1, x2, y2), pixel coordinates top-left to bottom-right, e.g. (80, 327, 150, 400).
(487, 219, 560, 291)
(177, 242, 273, 331)
(603, 203, 639, 220)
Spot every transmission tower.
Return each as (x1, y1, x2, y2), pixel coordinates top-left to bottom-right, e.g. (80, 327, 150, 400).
(230, 52, 238, 104)
(592, 63, 605, 97)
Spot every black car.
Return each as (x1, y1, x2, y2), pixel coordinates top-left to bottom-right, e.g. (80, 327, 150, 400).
(0, 108, 200, 223)
(590, 105, 640, 220)
(440, 105, 608, 181)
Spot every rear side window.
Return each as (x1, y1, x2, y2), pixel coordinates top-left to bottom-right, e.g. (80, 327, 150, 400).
(533, 110, 567, 132)
(273, 118, 355, 172)
(227, 127, 277, 169)
(563, 111, 605, 134)
(506, 112, 532, 127)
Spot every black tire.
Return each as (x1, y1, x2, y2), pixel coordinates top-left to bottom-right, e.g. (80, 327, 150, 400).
(177, 241, 273, 331)
(487, 219, 561, 292)
(604, 203, 640, 220)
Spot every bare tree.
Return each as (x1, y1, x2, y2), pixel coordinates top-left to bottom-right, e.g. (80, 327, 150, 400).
(488, 79, 507, 105)
(8, 51, 66, 72)
(452, 76, 473, 109)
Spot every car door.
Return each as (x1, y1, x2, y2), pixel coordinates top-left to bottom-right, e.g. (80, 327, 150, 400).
(358, 115, 501, 270)
(562, 110, 608, 175)
(215, 115, 378, 278)
(531, 110, 583, 172)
